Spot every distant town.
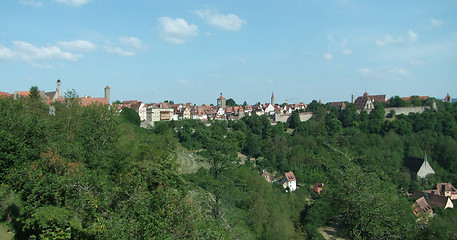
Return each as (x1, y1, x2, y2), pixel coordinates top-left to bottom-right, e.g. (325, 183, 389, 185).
(1, 79, 454, 128)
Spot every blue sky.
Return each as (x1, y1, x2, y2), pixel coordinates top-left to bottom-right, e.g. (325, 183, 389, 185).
(1, 0, 456, 105)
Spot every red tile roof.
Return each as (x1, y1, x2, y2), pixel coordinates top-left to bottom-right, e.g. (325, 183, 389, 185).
(0, 92, 10, 97)
(284, 171, 296, 182)
(412, 196, 433, 217)
(78, 96, 109, 106)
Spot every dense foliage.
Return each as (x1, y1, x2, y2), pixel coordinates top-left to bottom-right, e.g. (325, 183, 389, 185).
(2, 92, 457, 239)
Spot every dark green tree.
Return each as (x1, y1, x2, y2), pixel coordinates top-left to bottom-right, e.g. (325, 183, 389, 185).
(226, 98, 237, 106)
(120, 107, 141, 126)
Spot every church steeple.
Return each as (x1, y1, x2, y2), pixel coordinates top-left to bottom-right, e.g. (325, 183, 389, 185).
(271, 92, 275, 105)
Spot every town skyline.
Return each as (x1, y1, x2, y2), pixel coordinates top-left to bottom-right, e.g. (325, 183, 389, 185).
(1, 1, 456, 104)
(1, 80, 454, 106)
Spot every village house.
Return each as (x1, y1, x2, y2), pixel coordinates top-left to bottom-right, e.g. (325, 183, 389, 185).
(412, 191, 454, 209)
(261, 170, 272, 183)
(412, 196, 433, 220)
(423, 182, 457, 201)
(354, 92, 387, 111)
(312, 182, 325, 194)
(280, 171, 297, 192)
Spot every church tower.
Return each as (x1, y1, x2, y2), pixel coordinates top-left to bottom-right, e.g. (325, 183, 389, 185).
(217, 93, 226, 108)
(271, 92, 275, 105)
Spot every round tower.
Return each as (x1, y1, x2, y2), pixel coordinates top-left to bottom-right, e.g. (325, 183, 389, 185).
(104, 85, 110, 105)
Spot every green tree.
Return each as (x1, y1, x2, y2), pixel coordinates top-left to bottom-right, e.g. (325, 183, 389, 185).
(226, 98, 237, 106)
(289, 111, 301, 129)
(120, 107, 141, 126)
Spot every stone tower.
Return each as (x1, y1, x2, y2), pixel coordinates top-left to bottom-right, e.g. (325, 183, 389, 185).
(217, 93, 226, 108)
(271, 92, 275, 105)
(445, 93, 452, 103)
(56, 79, 63, 99)
(104, 85, 110, 104)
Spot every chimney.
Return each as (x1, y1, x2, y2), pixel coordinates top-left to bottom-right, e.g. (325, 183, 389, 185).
(104, 85, 110, 104)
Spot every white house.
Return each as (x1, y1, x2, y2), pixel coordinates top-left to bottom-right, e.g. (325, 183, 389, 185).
(280, 171, 297, 192)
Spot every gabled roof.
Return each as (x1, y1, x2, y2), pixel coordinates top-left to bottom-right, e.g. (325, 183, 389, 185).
(78, 96, 109, 106)
(436, 182, 457, 195)
(428, 194, 454, 209)
(261, 170, 272, 183)
(284, 171, 296, 182)
(15, 91, 31, 97)
(404, 156, 425, 173)
(412, 196, 433, 217)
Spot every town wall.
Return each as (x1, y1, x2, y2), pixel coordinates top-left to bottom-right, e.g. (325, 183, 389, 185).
(385, 106, 429, 116)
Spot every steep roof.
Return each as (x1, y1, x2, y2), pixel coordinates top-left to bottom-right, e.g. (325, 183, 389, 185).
(412, 196, 433, 217)
(404, 156, 426, 173)
(436, 182, 457, 196)
(428, 194, 454, 209)
(284, 171, 296, 182)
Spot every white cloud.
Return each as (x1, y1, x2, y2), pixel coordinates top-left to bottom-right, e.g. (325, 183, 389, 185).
(103, 36, 144, 56)
(375, 35, 404, 47)
(3, 41, 83, 61)
(0, 41, 84, 68)
(323, 53, 333, 61)
(431, 18, 443, 27)
(158, 17, 198, 44)
(20, 0, 42, 7)
(327, 35, 353, 55)
(58, 40, 96, 52)
(194, 9, 246, 31)
(341, 49, 353, 55)
(104, 46, 135, 56)
(54, 0, 91, 7)
(178, 79, 190, 86)
(358, 67, 411, 79)
(119, 36, 143, 49)
(358, 68, 373, 76)
(31, 62, 55, 69)
(409, 60, 425, 65)
(376, 30, 419, 47)
(408, 30, 418, 42)
(390, 68, 410, 76)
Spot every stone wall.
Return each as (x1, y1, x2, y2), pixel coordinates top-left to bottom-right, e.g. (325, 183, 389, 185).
(385, 106, 429, 116)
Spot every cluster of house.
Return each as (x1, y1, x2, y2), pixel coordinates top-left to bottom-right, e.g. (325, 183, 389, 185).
(0, 80, 111, 107)
(412, 182, 457, 220)
(261, 170, 298, 192)
(404, 153, 456, 220)
(261, 170, 326, 194)
(124, 91, 451, 127)
(119, 92, 311, 127)
(3, 80, 453, 127)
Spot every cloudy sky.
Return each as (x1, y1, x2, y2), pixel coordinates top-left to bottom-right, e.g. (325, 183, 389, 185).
(1, 0, 456, 105)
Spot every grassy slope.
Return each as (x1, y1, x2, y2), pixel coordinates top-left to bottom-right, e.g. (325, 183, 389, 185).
(174, 144, 209, 174)
(0, 222, 14, 240)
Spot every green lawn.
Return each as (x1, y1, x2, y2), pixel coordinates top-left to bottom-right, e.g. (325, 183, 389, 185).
(0, 222, 14, 240)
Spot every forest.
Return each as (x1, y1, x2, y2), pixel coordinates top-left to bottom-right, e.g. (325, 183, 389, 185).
(1, 89, 457, 239)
